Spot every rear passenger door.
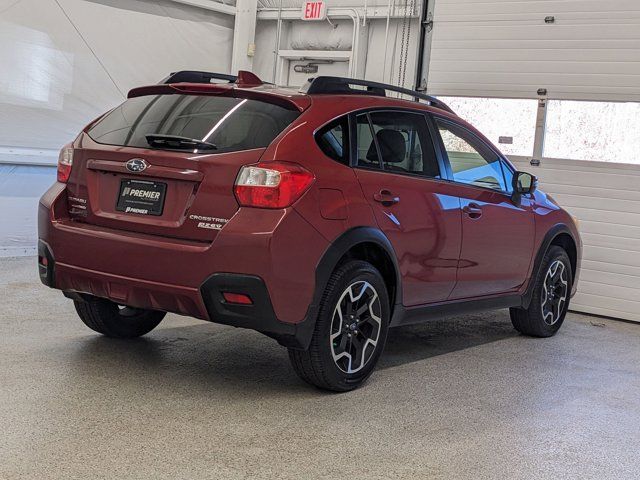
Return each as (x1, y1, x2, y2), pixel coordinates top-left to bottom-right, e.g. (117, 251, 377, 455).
(432, 117, 535, 299)
(353, 110, 463, 306)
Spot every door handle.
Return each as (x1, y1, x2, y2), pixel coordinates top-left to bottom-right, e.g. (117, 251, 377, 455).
(463, 202, 483, 219)
(373, 190, 400, 206)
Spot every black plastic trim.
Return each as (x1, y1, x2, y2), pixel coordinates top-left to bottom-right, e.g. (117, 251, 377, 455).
(392, 294, 522, 327)
(37, 240, 55, 288)
(199, 273, 312, 349)
(301, 76, 455, 114)
(294, 227, 403, 350)
(521, 223, 576, 309)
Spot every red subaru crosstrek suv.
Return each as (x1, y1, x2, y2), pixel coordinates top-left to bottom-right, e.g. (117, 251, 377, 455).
(38, 71, 582, 391)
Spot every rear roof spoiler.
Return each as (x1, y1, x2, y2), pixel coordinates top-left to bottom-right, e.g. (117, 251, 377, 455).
(159, 70, 268, 87)
(160, 71, 237, 84)
(127, 70, 309, 112)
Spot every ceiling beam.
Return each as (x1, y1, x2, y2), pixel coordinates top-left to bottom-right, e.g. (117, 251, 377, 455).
(169, 0, 236, 16)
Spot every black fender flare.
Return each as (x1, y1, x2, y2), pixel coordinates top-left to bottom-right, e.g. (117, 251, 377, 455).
(521, 223, 577, 309)
(292, 226, 402, 350)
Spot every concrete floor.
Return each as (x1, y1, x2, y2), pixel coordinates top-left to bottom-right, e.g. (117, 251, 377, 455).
(1, 256, 639, 480)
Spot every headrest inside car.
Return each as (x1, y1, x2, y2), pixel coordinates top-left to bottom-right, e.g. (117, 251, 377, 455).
(366, 129, 406, 164)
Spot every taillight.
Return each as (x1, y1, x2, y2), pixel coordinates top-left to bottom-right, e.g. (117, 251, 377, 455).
(57, 146, 74, 183)
(234, 162, 314, 209)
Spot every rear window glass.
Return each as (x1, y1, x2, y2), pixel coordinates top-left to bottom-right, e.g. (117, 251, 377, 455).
(88, 95, 300, 153)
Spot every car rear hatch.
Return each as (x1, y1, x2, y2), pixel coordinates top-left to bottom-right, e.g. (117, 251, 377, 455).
(64, 86, 306, 243)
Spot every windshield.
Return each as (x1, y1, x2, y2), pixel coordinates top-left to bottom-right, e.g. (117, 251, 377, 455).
(87, 95, 300, 153)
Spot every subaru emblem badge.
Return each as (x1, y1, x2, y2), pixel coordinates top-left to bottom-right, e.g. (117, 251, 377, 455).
(125, 158, 148, 173)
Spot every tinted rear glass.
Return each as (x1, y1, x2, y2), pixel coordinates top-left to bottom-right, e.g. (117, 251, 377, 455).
(88, 95, 300, 153)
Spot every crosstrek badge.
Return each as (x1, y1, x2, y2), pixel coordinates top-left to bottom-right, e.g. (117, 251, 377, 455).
(189, 214, 229, 231)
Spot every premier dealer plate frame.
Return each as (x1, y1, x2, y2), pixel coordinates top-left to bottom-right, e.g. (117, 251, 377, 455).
(116, 178, 167, 216)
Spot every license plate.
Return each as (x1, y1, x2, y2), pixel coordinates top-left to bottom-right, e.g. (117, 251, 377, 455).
(116, 179, 167, 216)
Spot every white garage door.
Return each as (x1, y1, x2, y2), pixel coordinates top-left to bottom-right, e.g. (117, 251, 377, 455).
(424, 0, 640, 322)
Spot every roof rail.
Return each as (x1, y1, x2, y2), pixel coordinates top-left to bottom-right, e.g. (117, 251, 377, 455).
(300, 76, 455, 114)
(160, 70, 237, 84)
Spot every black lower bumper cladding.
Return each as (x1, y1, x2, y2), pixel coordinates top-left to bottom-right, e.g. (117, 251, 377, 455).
(199, 273, 314, 350)
(38, 240, 55, 288)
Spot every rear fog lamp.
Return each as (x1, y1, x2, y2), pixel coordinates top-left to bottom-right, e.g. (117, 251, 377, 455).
(222, 292, 253, 305)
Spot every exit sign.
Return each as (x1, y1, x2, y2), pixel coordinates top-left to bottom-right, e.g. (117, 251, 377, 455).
(301, 1, 326, 20)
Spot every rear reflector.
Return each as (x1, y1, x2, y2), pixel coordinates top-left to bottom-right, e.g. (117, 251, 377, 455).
(234, 162, 314, 209)
(222, 292, 253, 305)
(57, 146, 74, 183)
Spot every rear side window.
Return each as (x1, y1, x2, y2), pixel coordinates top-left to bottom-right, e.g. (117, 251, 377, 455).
(88, 95, 300, 153)
(368, 111, 440, 178)
(356, 114, 380, 169)
(356, 111, 441, 178)
(316, 117, 349, 165)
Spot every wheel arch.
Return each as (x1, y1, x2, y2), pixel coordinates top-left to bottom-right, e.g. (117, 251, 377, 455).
(315, 227, 401, 309)
(550, 232, 578, 280)
(290, 227, 401, 351)
(272, 227, 402, 351)
(522, 224, 578, 309)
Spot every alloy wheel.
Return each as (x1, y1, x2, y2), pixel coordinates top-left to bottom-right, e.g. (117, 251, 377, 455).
(330, 281, 382, 374)
(541, 260, 568, 325)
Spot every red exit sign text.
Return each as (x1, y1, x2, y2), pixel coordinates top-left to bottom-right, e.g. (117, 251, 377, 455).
(301, 1, 326, 20)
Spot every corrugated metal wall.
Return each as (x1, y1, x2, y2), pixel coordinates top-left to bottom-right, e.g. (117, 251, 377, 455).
(426, 0, 640, 321)
(511, 157, 640, 323)
(427, 0, 640, 101)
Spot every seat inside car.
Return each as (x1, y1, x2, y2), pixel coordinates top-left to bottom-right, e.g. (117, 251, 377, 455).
(366, 129, 407, 171)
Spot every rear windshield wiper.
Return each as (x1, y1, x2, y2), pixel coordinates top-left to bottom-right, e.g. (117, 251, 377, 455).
(145, 134, 217, 150)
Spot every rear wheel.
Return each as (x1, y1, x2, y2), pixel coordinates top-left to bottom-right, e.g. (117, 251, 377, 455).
(510, 246, 572, 337)
(288, 260, 390, 392)
(74, 296, 165, 338)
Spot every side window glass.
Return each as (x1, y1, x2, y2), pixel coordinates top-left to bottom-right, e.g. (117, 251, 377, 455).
(500, 162, 514, 193)
(316, 117, 349, 165)
(356, 114, 381, 169)
(368, 111, 440, 178)
(436, 120, 507, 191)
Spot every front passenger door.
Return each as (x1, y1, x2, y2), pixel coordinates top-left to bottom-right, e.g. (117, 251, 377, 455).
(434, 117, 535, 299)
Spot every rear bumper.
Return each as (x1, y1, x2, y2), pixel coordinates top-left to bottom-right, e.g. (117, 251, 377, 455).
(40, 243, 209, 319)
(38, 183, 327, 349)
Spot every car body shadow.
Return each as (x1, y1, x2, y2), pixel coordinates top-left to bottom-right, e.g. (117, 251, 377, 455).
(379, 310, 518, 370)
(69, 310, 517, 395)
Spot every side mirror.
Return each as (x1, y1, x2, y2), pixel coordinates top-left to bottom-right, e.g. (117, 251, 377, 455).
(513, 171, 538, 195)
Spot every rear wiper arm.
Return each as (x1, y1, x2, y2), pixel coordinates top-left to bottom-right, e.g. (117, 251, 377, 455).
(145, 134, 217, 150)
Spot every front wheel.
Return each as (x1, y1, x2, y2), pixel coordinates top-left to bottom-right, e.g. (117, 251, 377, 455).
(74, 296, 166, 338)
(288, 260, 390, 392)
(510, 245, 572, 337)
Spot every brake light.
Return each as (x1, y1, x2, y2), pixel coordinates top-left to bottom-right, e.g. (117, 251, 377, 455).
(234, 162, 314, 209)
(57, 146, 74, 183)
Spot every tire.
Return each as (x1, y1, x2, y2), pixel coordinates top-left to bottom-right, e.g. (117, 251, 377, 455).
(288, 260, 390, 392)
(74, 296, 166, 338)
(510, 245, 572, 337)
